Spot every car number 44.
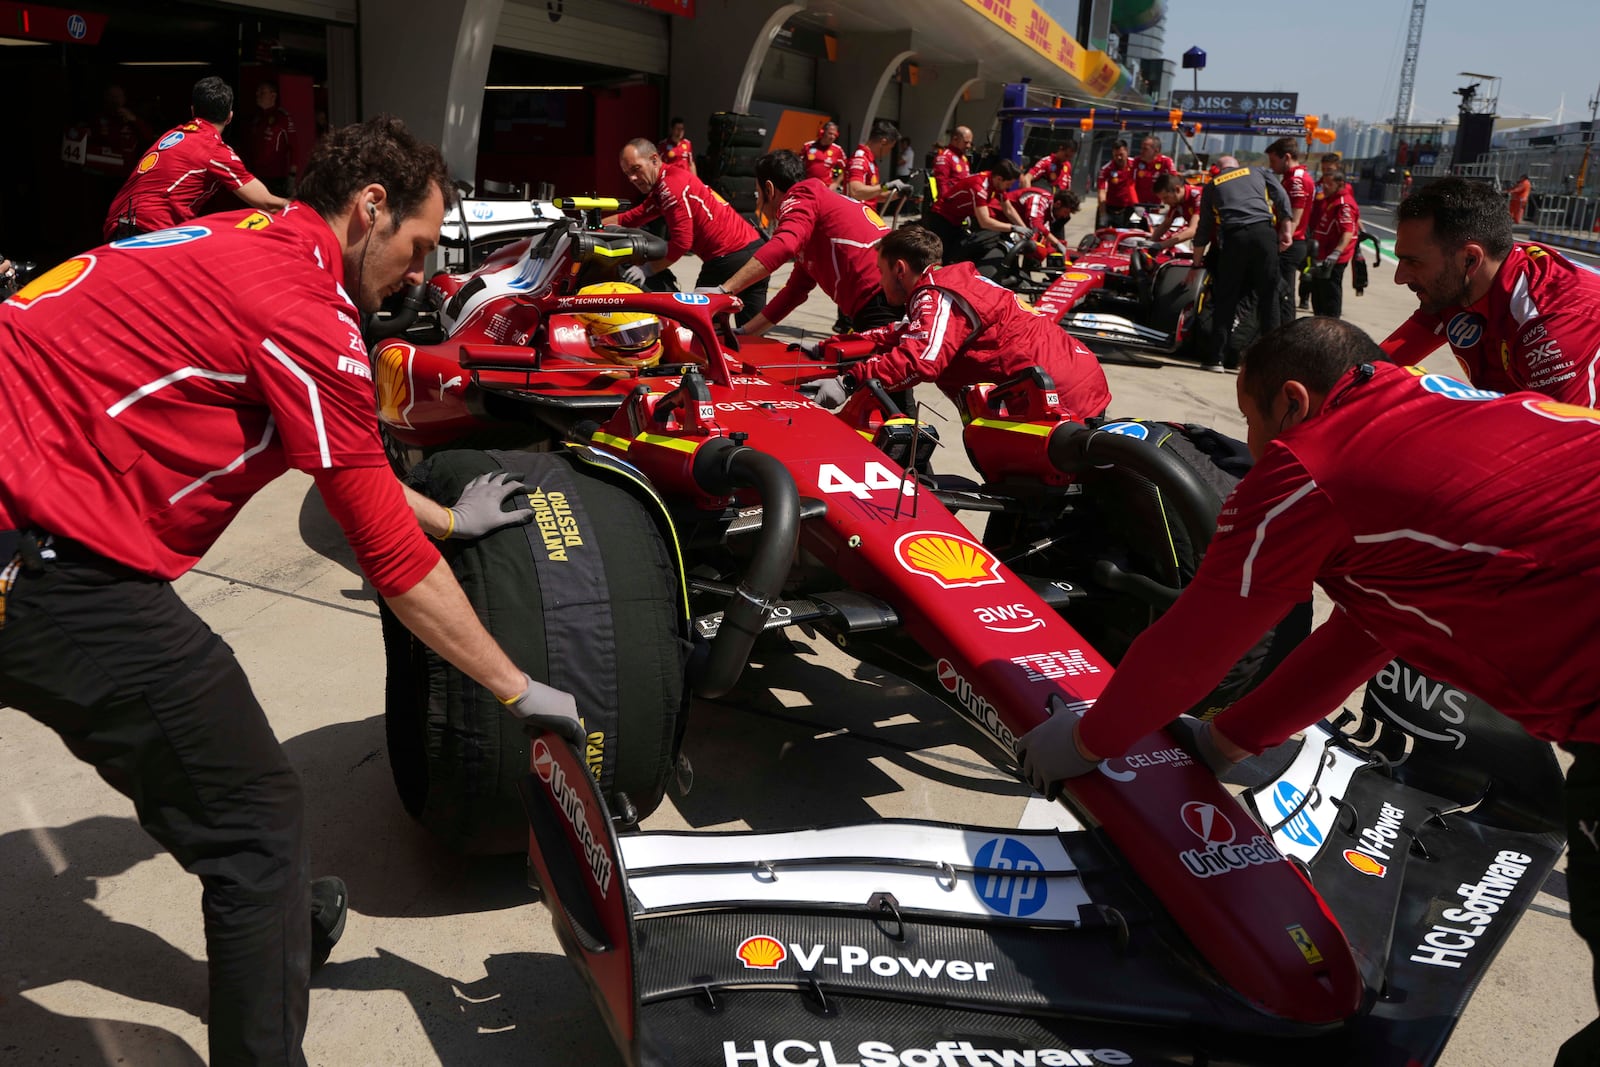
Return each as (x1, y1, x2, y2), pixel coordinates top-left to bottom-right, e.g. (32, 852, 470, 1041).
(818, 461, 915, 499)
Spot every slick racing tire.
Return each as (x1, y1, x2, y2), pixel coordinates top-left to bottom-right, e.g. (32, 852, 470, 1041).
(383, 446, 691, 853)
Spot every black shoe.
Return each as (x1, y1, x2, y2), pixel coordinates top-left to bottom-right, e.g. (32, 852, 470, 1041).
(1297, 300, 1311, 311)
(1200, 362, 1226, 373)
(311, 876, 348, 971)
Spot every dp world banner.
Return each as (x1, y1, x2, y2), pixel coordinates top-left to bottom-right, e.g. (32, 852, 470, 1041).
(1170, 90, 1299, 115)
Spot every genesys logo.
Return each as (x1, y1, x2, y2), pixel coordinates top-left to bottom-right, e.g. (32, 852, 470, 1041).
(973, 603, 1044, 633)
(1178, 800, 1282, 879)
(734, 936, 997, 982)
(720, 1040, 1134, 1066)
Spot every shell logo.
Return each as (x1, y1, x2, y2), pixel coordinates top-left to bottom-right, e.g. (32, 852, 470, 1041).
(7, 255, 95, 309)
(137, 152, 159, 173)
(1523, 398, 1600, 426)
(894, 531, 1003, 589)
(736, 935, 786, 969)
(862, 203, 887, 230)
(1343, 849, 1386, 878)
(375, 343, 414, 427)
(1064, 271, 1094, 282)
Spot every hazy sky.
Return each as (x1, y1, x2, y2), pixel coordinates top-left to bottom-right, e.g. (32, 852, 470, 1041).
(1159, 0, 1600, 124)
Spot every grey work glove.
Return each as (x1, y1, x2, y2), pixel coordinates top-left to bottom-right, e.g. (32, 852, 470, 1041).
(1015, 694, 1101, 800)
(444, 471, 534, 540)
(1165, 715, 1244, 778)
(621, 263, 653, 287)
(1011, 224, 1035, 238)
(692, 284, 726, 295)
(501, 671, 583, 742)
(883, 178, 911, 194)
(787, 339, 824, 361)
(812, 375, 852, 410)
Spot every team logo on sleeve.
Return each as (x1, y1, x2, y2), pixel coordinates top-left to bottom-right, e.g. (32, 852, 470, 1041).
(1097, 421, 1150, 440)
(236, 211, 274, 230)
(375, 342, 416, 428)
(1445, 312, 1485, 349)
(137, 152, 159, 173)
(111, 225, 211, 250)
(1522, 399, 1600, 425)
(861, 203, 887, 229)
(6, 255, 95, 308)
(1417, 373, 1500, 402)
(157, 130, 185, 149)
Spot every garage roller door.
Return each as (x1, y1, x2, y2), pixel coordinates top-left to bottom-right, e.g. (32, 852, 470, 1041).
(497, 0, 668, 75)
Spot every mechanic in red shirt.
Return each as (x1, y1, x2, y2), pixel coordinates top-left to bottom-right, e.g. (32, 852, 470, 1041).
(1132, 135, 1177, 204)
(802, 121, 848, 189)
(1309, 169, 1359, 318)
(1382, 177, 1600, 403)
(1013, 315, 1600, 1066)
(1266, 137, 1316, 322)
(1006, 184, 1075, 257)
(246, 80, 298, 197)
(658, 116, 696, 176)
(1096, 139, 1140, 228)
(1023, 141, 1076, 192)
(931, 126, 973, 196)
(924, 161, 1028, 264)
(1149, 172, 1204, 251)
(1, 117, 581, 1066)
(606, 137, 767, 325)
(811, 225, 1111, 416)
(845, 119, 911, 209)
(713, 149, 898, 336)
(103, 76, 288, 240)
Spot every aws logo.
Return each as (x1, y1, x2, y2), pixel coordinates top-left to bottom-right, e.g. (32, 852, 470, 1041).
(6, 255, 96, 309)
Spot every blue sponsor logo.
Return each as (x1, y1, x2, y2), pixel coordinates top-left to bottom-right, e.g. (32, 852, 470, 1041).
(110, 225, 211, 250)
(974, 836, 1047, 917)
(67, 13, 87, 38)
(1098, 421, 1149, 440)
(1445, 312, 1485, 349)
(469, 201, 497, 220)
(1273, 783, 1323, 848)
(673, 292, 711, 305)
(1418, 373, 1501, 402)
(157, 130, 185, 150)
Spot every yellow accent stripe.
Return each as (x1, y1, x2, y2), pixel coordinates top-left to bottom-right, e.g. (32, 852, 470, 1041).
(590, 246, 631, 258)
(591, 430, 633, 452)
(635, 432, 701, 454)
(857, 429, 877, 440)
(967, 417, 1055, 437)
(562, 444, 692, 619)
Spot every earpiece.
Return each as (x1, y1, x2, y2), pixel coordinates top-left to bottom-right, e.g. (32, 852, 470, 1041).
(367, 201, 377, 221)
(1287, 399, 1300, 415)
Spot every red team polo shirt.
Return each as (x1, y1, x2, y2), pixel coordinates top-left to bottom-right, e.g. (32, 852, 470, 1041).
(751, 179, 889, 325)
(0, 205, 436, 592)
(851, 262, 1111, 414)
(1133, 153, 1177, 203)
(802, 140, 847, 186)
(1282, 163, 1316, 240)
(616, 166, 758, 263)
(1312, 183, 1359, 264)
(931, 172, 1001, 227)
(1007, 185, 1052, 236)
(1097, 158, 1139, 210)
(1026, 155, 1073, 192)
(247, 106, 296, 181)
(104, 119, 261, 238)
(932, 147, 971, 191)
(1381, 244, 1600, 403)
(1168, 183, 1204, 227)
(1079, 362, 1600, 758)
(658, 135, 694, 172)
(846, 143, 881, 196)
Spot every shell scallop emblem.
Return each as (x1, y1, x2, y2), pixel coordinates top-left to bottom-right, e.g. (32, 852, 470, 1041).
(1343, 849, 1387, 878)
(736, 935, 787, 969)
(893, 532, 1004, 589)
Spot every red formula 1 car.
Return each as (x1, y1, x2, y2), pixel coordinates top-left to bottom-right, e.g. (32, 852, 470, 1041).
(371, 195, 1563, 1067)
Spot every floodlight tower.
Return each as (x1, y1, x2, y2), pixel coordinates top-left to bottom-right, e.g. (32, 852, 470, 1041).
(1391, 0, 1427, 126)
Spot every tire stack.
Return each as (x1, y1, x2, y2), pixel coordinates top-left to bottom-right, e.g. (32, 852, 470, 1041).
(705, 112, 769, 219)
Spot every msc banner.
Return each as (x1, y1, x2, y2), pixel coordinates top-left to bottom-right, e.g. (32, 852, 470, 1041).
(1169, 90, 1300, 114)
(959, 0, 1087, 83)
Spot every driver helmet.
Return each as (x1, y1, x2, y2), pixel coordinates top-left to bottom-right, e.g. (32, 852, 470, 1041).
(574, 282, 662, 368)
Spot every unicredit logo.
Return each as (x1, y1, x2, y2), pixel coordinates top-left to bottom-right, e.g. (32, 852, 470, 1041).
(1180, 801, 1235, 845)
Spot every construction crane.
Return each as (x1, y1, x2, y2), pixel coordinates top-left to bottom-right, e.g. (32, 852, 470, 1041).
(1391, 0, 1427, 126)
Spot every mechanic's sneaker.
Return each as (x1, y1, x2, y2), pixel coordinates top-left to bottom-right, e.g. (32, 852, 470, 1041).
(310, 876, 348, 971)
(1200, 362, 1226, 373)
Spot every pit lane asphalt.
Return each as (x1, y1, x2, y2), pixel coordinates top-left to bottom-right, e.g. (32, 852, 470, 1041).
(0, 211, 1587, 1066)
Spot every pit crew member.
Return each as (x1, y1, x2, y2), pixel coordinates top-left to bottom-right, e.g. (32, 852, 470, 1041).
(104, 76, 288, 239)
(1266, 137, 1316, 322)
(811, 224, 1111, 416)
(803, 121, 847, 188)
(1013, 314, 1600, 1067)
(658, 116, 696, 176)
(923, 160, 1027, 264)
(1149, 172, 1204, 251)
(1191, 155, 1293, 371)
(1133, 135, 1177, 205)
(845, 119, 911, 207)
(1006, 183, 1074, 257)
(246, 80, 297, 198)
(1096, 139, 1139, 228)
(932, 126, 973, 193)
(1023, 141, 1076, 192)
(714, 150, 899, 336)
(1, 117, 581, 1067)
(606, 137, 767, 326)
(1380, 176, 1600, 403)
(1309, 169, 1359, 319)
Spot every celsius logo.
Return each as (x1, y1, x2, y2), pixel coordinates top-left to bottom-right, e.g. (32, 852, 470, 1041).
(974, 836, 1047, 917)
(1181, 801, 1235, 845)
(1446, 312, 1485, 349)
(1273, 783, 1324, 848)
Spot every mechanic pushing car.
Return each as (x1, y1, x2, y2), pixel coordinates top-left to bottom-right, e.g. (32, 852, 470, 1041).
(1149, 172, 1204, 251)
(604, 137, 768, 326)
(802, 121, 848, 189)
(1381, 176, 1600, 403)
(1013, 314, 1600, 1067)
(1265, 137, 1317, 323)
(1006, 182, 1076, 257)
(0, 116, 583, 1067)
(810, 224, 1111, 416)
(1191, 154, 1294, 372)
(104, 76, 289, 240)
(712, 149, 898, 337)
(1022, 140, 1076, 192)
(1095, 139, 1140, 229)
(845, 119, 911, 208)
(923, 160, 1030, 264)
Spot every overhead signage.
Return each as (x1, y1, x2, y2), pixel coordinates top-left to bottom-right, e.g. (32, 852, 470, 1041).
(1170, 91, 1300, 115)
(0, 2, 107, 44)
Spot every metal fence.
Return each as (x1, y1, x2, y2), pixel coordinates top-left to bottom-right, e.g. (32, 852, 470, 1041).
(1526, 194, 1600, 234)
